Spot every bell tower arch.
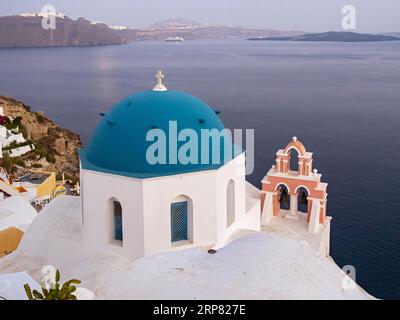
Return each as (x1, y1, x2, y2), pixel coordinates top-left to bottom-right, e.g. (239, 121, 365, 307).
(261, 137, 329, 235)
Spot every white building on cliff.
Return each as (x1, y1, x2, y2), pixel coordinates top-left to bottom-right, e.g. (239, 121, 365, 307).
(0, 107, 34, 158)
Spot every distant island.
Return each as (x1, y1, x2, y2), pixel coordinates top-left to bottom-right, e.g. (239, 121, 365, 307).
(247, 31, 400, 42)
(380, 32, 400, 38)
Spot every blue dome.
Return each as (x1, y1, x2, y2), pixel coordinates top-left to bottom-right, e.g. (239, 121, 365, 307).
(80, 90, 240, 179)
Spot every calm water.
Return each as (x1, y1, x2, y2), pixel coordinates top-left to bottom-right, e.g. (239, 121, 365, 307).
(1, 39, 400, 299)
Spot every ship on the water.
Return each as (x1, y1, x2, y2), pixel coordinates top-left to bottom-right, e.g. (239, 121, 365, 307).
(165, 36, 184, 42)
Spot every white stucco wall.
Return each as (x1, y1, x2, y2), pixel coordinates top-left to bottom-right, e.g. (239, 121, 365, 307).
(80, 168, 145, 261)
(0, 196, 37, 232)
(142, 169, 217, 255)
(0, 130, 26, 148)
(0, 126, 7, 139)
(80, 153, 260, 261)
(319, 218, 331, 257)
(8, 144, 34, 158)
(215, 154, 248, 248)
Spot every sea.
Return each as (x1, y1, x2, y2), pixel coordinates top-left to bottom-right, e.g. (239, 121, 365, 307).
(1, 39, 400, 299)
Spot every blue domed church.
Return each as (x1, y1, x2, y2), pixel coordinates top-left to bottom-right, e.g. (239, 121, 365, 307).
(79, 72, 261, 261)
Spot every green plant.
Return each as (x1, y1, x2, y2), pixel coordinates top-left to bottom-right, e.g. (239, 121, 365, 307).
(12, 116, 22, 128)
(33, 142, 55, 163)
(2, 154, 13, 172)
(3, 140, 33, 151)
(12, 158, 26, 168)
(19, 123, 28, 139)
(4, 116, 22, 130)
(23, 270, 81, 300)
(63, 173, 80, 185)
(4, 140, 19, 150)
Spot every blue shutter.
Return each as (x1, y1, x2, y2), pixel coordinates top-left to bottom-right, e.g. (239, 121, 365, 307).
(171, 201, 188, 242)
(113, 201, 123, 241)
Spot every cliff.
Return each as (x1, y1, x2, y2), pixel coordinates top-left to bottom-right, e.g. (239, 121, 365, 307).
(0, 96, 81, 181)
(0, 15, 125, 48)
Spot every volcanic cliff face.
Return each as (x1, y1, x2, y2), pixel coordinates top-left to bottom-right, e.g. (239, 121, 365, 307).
(0, 15, 126, 48)
(0, 96, 81, 180)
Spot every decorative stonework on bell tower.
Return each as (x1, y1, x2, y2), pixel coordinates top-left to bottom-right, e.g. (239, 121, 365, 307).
(261, 137, 329, 235)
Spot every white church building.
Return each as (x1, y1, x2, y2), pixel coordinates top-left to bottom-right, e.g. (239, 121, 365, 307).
(78, 71, 261, 261)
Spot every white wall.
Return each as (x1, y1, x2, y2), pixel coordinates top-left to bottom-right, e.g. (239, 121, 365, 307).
(0, 131, 26, 147)
(0, 126, 6, 139)
(215, 154, 247, 247)
(8, 144, 34, 158)
(81, 168, 145, 261)
(319, 218, 331, 257)
(0, 196, 37, 232)
(142, 169, 218, 255)
(10, 133, 26, 144)
(81, 153, 260, 261)
(141, 153, 256, 255)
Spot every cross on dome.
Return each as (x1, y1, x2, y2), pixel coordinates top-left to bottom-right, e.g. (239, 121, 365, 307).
(153, 70, 168, 92)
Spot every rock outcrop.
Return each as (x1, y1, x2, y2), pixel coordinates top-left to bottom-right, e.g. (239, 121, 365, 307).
(0, 96, 81, 180)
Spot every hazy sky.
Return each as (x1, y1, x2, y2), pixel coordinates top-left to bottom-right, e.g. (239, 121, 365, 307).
(0, 0, 399, 32)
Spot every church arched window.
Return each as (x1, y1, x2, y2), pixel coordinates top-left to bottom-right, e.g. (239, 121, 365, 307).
(113, 200, 123, 242)
(289, 148, 299, 173)
(170, 195, 193, 245)
(227, 180, 236, 227)
(171, 201, 188, 243)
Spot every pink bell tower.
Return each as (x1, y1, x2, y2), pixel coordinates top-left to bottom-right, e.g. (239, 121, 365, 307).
(261, 137, 329, 234)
